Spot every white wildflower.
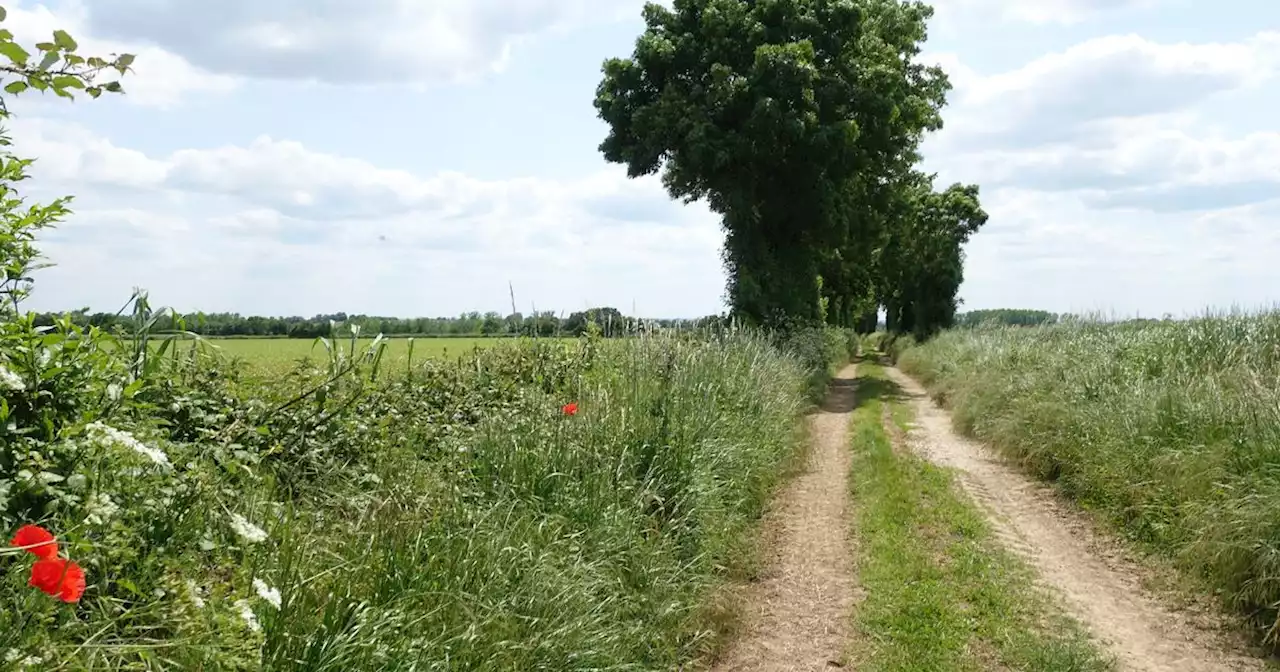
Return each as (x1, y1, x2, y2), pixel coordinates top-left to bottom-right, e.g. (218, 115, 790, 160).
(228, 513, 268, 544)
(253, 578, 282, 609)
(234, 599, 261, 633)
(85, 492, 120, 526)
(4, 650, 43, 668)
(0, 365, 25, 391)
(185, 579, 206, 609)
(85, 421, 171, 468)
(106, 383, 122, 401)
(36, 349, 50, 367)
(66, 473, 87, 490)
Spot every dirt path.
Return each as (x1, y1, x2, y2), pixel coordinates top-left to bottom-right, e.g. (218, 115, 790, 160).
(711, 364, 859, 672)
(885, 366, 1267, 672)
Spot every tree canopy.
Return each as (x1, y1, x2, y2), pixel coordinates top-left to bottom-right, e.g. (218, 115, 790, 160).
(596, 0, 987, 337)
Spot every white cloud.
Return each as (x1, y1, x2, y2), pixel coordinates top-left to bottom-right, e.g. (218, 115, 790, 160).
(931, 32, 1280, 151)
(1, 1, 237, 107)
(958, 189, 1280, 315)
(921, 31, 1280, 215)
(13, 117, 725, 317)
(916, 27, 1280, 313)
(931, 0, 1157, 25)
(77, 0, 637, 84)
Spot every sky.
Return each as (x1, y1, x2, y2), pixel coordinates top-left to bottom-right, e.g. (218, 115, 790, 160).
(4, 0, 1280, 319)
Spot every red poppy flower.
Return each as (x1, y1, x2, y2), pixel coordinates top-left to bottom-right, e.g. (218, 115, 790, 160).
(11, 524, 57, 560)
(561, 402, 578, 416)
(28, 557, 86, 603)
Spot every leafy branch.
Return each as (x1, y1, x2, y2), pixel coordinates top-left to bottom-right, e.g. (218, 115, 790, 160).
(0, 5, 134, 113)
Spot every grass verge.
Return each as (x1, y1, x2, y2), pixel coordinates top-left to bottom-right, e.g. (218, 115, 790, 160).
(846, 362, 1113, 671)
(1, 331, 839, 670)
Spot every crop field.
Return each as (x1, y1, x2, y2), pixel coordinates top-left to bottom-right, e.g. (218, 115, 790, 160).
(164, 336, 528, 374)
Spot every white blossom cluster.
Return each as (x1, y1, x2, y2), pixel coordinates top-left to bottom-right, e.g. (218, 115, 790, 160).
(85, 421, 171, 468)
(228, 513, 268, 544)
(0, 365, 25, 391)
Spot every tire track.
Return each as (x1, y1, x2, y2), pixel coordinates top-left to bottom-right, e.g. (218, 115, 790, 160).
(711, 365, 858, 672)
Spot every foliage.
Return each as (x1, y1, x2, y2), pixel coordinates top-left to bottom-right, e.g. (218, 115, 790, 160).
(595, 0, 979, 329)
(875, 180, 988, 339)
(899, 314, 1280, 650)
(772, 323, 855, 402)
(0, 8, 133, 107)
(954, 309, 1060, 328)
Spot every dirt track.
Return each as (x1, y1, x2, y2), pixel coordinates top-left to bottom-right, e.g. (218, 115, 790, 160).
(885, 366, 1267, 672)
(711, 364, 858, 672)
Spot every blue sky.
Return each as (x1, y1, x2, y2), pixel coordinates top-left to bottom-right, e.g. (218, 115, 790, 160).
(5, 0, 1280, 318)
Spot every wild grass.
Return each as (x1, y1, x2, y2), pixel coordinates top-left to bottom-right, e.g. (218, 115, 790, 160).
(1, 324, 852, 669)
(897, 313, 1280, 647)
(847, 362, 1112, 671)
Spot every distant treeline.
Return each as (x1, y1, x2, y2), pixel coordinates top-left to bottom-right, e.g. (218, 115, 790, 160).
(33, 307, 723, 339)
(953, 309, 1060, 327)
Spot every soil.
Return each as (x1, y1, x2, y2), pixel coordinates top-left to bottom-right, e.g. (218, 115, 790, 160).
(710, 364, 859, 672)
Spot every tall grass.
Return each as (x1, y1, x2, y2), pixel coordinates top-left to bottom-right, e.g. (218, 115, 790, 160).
(261, 334, 815, 670)
(896, 313, 1280, 647)
(2, 327, 839, 669)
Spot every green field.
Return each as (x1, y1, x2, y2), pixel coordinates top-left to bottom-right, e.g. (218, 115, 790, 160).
(175, 336, 519, 370)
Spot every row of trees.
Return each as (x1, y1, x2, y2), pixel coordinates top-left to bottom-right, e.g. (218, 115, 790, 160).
(596, 0, 987, 339)
(954, 309, 1060, 328)
(32, 306, 717, 339)
(37, 304, 1066, 338)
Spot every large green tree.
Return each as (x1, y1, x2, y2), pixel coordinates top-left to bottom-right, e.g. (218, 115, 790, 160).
(595, 0, 949, 327)
(879, 178, 987, 338)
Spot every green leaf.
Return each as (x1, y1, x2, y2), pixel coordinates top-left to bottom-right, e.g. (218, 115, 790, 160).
(86, 56, 105, 68)
(0, 41, 29, 65)
(37, 50, 58, 71)
(27, 75, 47, 91)
(3, 80, 26, 94)
(52, 75, 84, 89)
(0, 7, 7, 22)
(117, 578, 144, 598)
(103, 80, 122, 93)
(116, 53, 135, 69)
(52, 29, 77, 52)
(85, 86, 101, 98)
(0, 30, 13, 40)
(34, 41, 55, 52)
(63, 53, 83, 66)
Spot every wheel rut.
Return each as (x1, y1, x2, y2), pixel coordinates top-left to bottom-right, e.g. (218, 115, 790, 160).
(711, 364, 859, 672)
